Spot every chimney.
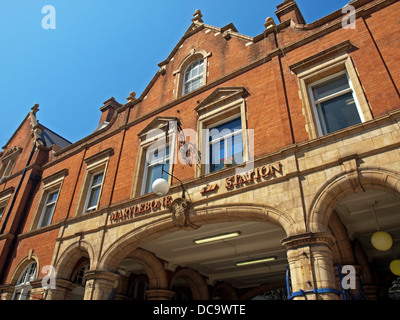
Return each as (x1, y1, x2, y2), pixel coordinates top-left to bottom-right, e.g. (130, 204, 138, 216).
(99, 97, 120, 125)
(275, 0, 305, 25)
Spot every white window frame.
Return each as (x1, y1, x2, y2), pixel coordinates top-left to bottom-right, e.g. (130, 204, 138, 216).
(12, 261, 37, 300)
(195, 87, 249, 178)
(133, 118, 178, 198)
(182, 58, 204, 96)
(75, 148, 112, 216)
(83, 170, 104, 212)
(308, 70, 365, 136)
(205, 115, 244, 175)
(31, 169, 67, 231)
(37, 189, 59, 228)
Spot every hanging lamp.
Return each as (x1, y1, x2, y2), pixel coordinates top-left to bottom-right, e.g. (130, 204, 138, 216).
(390, 260, 400, 276)
(370, 203, 393, 251)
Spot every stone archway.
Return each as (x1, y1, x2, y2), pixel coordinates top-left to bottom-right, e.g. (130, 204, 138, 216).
(99, 204, 296, 273)
(55, 240, 95, 280)
(328, 210, 357, 266)
(211, 282, 238, 300)
(48, 240, 95, 300)
(125, 248, 168, 290)
(95, 203, 295, 301)
(308, 168, 400, 300)
(308, 168, 400, 233)
(171, 268, 209, 300)
(120, 248, 174, 300)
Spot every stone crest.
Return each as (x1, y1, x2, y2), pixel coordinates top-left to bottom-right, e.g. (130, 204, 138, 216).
(169, 198, 198, 230)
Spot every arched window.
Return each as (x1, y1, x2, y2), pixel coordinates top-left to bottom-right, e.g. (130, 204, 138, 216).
(12, 261, 37, 300)
(182, 58, 204, 95)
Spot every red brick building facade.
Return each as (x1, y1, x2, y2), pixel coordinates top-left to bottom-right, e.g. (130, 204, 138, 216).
(0, 0, 400, 300)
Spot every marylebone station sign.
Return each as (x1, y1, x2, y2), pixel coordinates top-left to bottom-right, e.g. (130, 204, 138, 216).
(109, 161, 283, 224)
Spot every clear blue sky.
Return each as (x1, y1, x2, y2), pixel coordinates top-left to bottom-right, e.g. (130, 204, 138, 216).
(0, 0, 350, 147)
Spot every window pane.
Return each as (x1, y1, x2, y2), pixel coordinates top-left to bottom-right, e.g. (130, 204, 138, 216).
(40, 204, 55, 227)
(212, 117, 242, 134)
(312, 74, 350, 101)
(85, 172, 104, 211)
(317, 92, 361, 135)
(92, 172, 104, 187)
(48, 191, 58, 203)
(144, 161, 170, 194)
(38, 191, 58, 228)
(210, 140, 225, 173)
(232, 132, 244, 164)
(147, 146, 169, 165)
(191, 78, 202, 91)
(192, 65, 199, 77)
(87, 185, 101, 209)
(209, 118, 243, 173)
(143, 146, 170, 195)
(16, 262, 37, 285)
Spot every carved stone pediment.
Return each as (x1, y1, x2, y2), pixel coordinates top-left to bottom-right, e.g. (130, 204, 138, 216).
(195, 87, 249, 115)
(137, 117, 179, 140)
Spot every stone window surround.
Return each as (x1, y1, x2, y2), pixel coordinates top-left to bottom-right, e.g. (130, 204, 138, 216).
(291, 42, 372, 140)
(30, 169, 68, 230)
(0, 147, 21, 181)
(75, 148, 113, 216)
(195, 87, 250, 178)
(131, 118, 179, 198)
(173, 49, 211, 99)
(0, 187, 13, 224)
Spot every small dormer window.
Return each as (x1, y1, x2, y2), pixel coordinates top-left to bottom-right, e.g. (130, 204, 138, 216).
(182, 58, 204, 95)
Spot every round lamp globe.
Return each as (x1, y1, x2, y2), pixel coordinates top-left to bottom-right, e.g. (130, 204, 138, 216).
(152, 178, 169, 196)
(371, 231, 393, 251)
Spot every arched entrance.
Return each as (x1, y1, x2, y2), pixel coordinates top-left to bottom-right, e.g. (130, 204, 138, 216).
(100, 204, 294, 300)
(50, 240, 94, 300)
(310, 169, 400, 300)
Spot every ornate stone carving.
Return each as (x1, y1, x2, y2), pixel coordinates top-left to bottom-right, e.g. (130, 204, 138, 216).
(169, 198, 198, 230)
